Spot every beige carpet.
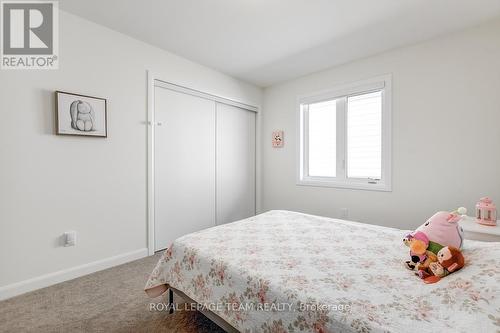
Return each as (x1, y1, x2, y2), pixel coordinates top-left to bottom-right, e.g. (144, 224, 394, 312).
(0, 253, 225, 333)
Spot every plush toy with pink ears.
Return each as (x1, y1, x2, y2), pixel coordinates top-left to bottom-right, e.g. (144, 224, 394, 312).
(415, 207, 466, 249)
(404, 207, 466, 270)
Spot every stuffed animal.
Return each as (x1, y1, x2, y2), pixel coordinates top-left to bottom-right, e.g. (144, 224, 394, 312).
(415, 208, 466, 249)
(403, 232, 431, 270)
(417, 246, 465, 283)
(403, 207, 466, 270)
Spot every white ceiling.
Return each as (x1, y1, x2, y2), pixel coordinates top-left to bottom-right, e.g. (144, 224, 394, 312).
(60, 0, 500, 87)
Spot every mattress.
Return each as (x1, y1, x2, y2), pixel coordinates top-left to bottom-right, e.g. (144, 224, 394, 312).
(145, 210, 500, 333)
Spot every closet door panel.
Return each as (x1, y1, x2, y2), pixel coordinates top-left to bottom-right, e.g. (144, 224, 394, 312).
(154, 87, 216, 251)
(216, 103, 256, 224)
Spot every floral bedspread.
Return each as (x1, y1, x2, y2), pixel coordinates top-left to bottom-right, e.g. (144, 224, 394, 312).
(145, 210, 500, 333)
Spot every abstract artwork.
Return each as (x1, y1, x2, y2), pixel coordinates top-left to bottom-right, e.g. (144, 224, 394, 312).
(272, 130, 284, 147)
(56, 91, 107, 137)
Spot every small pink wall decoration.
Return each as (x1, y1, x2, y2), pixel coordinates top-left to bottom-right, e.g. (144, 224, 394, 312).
(272, 130, 284, 148)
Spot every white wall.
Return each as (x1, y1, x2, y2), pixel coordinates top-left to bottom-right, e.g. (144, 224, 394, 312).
(0, 10, 261, 294)
(261, 18, 500, 230)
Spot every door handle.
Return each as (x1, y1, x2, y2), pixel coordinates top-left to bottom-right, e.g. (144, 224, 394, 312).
(147, 121, 163, 126)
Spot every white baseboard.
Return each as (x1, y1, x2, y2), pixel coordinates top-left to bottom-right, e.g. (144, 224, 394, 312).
(0, 248, 149, 301)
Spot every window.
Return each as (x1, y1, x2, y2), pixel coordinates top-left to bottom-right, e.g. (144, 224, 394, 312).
(298, 76, 391, 191)
(308, 99, 337, 177)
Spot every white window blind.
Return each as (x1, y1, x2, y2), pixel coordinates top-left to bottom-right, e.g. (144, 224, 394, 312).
(308, 100, 337, 177)
(347, 91, 382, 179)
(298, 75, 391, 191)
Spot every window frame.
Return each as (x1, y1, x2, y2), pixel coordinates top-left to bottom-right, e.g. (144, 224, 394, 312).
(297, 75, 392, 191)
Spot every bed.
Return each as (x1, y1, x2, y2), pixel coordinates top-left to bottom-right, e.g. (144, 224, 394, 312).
(145, 210, 500, 333)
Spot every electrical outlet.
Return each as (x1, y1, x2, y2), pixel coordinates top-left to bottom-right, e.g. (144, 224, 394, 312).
(64, 231, 76, 247)
(340, 208, 349, 219)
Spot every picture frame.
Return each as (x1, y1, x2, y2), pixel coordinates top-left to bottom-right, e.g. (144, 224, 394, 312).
(55, 91, 107, 137)
(272, 130, 284, 148)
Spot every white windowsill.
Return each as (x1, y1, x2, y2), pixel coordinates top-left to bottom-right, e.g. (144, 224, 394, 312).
(296, 178, 392, 192)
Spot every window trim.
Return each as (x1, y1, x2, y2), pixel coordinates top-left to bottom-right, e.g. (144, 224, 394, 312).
(296, 75, 392, 192)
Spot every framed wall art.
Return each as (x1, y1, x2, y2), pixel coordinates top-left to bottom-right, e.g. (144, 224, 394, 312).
(55, 91, 107, 137)
(272, 130, 284, 148)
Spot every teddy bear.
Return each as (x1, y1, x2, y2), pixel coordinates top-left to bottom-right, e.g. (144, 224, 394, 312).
(416, 246, 465, 283)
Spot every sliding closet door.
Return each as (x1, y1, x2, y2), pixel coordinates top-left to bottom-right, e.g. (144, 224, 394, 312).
(216, 103, 256, 224)
(154, 87, 216, 251)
